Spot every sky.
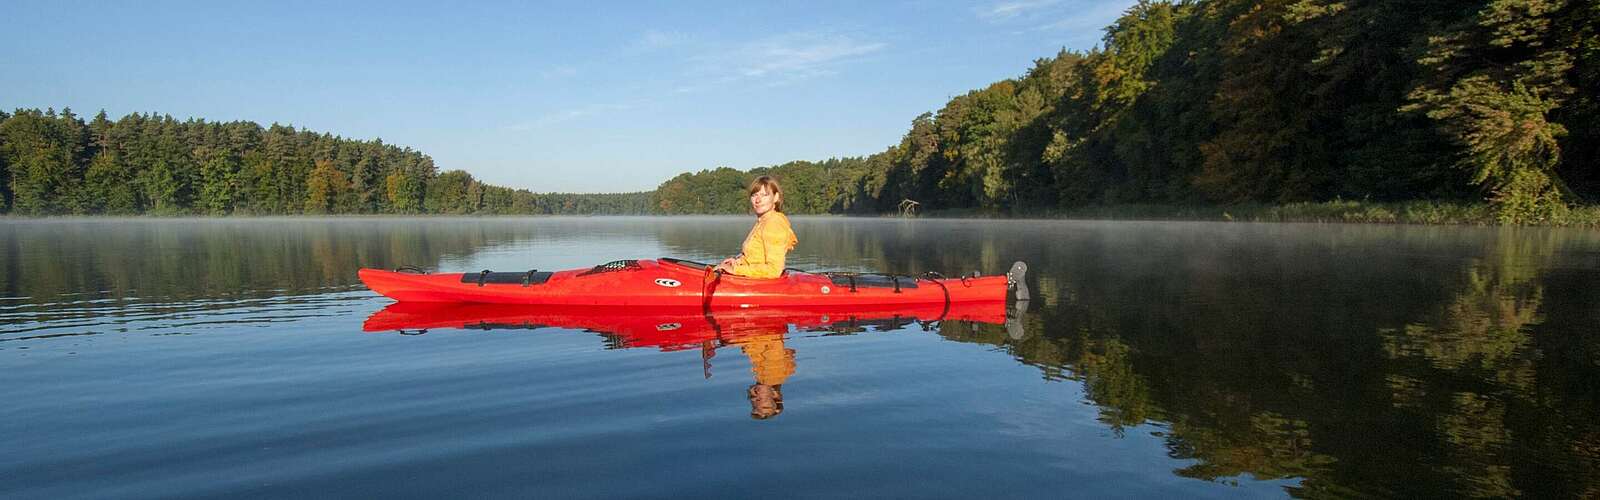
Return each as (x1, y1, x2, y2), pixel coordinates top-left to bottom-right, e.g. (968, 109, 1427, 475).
(2, 0, 1139, 193)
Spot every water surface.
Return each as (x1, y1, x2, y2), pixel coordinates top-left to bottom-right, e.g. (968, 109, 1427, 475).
(3, 217, 1598, 498)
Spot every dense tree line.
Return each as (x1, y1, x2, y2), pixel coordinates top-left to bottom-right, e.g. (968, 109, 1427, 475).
(657, 0, 1597, 222)
(0, 109, 650, 216)
(653, 158, 883, 215)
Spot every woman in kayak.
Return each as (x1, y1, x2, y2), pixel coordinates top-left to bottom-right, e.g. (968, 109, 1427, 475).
(713, 176, 798, 278)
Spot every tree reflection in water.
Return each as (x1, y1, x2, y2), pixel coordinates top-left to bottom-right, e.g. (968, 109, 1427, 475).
(925, 224, 1600, 498)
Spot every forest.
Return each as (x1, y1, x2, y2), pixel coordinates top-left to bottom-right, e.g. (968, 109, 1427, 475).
(0, 109, 651, 216)
(654, 0, 1597, 223)
(3, 0, 1595, 223)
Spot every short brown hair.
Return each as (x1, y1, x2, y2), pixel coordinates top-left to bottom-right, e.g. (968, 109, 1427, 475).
(747, 175, 784, 212)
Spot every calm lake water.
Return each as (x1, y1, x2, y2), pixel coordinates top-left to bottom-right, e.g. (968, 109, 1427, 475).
(3, 217, 1598, 498)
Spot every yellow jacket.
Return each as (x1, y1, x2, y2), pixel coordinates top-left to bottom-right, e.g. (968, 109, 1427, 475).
(729, 211, 797, 279)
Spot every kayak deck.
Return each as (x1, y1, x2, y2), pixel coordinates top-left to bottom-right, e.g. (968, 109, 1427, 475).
(359, 258, 1021, 308)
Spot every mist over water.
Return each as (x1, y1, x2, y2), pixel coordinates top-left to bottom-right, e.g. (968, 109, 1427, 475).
(3, 217, 1598, 498)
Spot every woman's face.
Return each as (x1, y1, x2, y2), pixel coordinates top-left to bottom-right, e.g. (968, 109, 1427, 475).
(750, 186, 779, 216)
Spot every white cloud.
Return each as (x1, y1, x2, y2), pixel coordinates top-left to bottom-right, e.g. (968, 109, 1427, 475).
(978, 0, 1061, 21)
(742, 34, 884, 77)
(1029, 1, 1136, 33)
(506, 101, 639, 131)
(512, 30, 889, 131)
(637, 29, 689, 50)
(541, 66, 579, 79)
(690, 32, 885, 87)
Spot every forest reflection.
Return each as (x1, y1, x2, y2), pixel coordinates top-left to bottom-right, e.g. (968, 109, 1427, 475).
(930, 225, 1600, 498)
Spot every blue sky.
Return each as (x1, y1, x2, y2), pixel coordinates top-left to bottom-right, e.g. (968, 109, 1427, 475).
(2, 0, 1138, 193)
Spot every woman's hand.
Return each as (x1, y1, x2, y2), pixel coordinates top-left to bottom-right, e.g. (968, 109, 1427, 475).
(714, 256, 739, 274)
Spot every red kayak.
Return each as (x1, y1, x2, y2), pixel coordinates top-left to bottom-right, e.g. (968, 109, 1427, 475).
(358, 257, 1028, 309)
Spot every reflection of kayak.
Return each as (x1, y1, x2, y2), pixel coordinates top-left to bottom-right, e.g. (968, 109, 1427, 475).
(359, 258, 1027, 308)
(361, 301, 1008, 350)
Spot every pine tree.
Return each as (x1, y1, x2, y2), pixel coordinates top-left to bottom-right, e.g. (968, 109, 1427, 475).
(197, 147, 239, 214)
(0, 109, 11, 212)
(0, 110, 76, 214)
(138, 160, 181, 214)
(84, 149, 137, 214)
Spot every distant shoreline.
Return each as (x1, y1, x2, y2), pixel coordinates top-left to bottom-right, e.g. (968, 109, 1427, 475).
(5, 201, 1598, 227)
(918, 201, 1600, 227)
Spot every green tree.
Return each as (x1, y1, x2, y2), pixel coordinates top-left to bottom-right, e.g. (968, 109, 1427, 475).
(304, 159, 350, 214)
(424, 169, 475, 214)
(1406, 0, 1584, 222)
(197, 147, 240, 214)
(138, 160, 182, 214)
(0, 109, 82, 214)
(238, 153, 276, 214)
(652, 167, 750, 214)
(84, 149, 138, 214)
(0, 109, 10, 211)
(0, 108, 592, 216)
(351, 155, 379, 213)
(1551, 0, 1599, 201)
(385, 171, 422, 213)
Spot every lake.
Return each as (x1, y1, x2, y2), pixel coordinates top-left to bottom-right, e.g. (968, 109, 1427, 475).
(3, 217, 1598, 498)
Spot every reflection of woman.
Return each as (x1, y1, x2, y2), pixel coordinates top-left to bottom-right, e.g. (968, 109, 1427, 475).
(732, 333, 795, 420)
(714, 176, 798, 279)
(717, 312, 796, 420)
